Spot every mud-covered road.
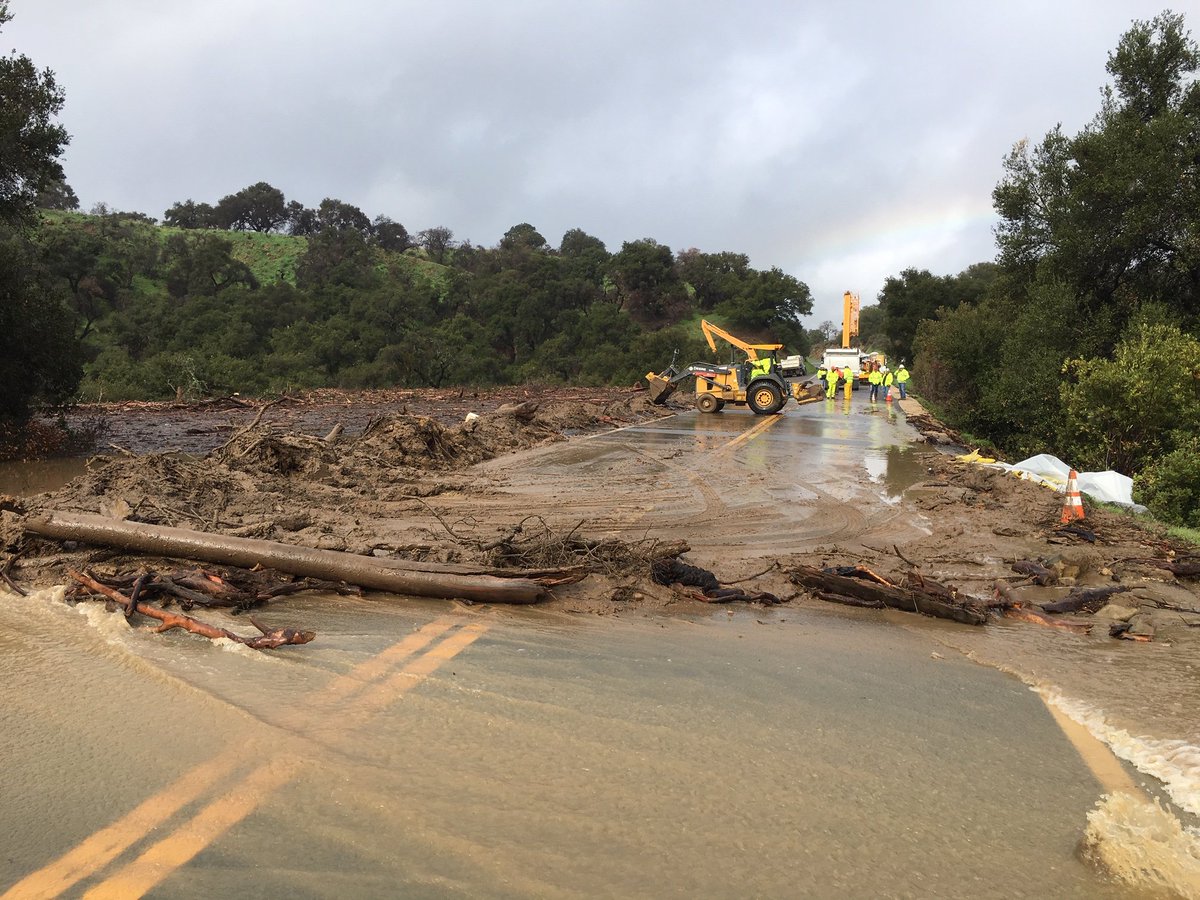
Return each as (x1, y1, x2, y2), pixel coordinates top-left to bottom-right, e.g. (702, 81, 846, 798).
(3, 388, 1200, 897)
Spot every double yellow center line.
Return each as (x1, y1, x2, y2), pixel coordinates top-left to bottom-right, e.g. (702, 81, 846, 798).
(718, 413, 783, 454)
(4, 616, 488, 900)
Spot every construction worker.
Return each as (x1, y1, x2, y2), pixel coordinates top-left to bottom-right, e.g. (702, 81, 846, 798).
(816, 363, 828, 393)
(868, 363, 882, 401)
(883, 366, 895, 401)
(895, 362, 910, 400)
(749, 357, 771, 380)
(826, 367, 840, 399)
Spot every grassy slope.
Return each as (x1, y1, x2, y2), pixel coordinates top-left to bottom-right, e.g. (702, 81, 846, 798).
(41, 209, 449, 292)
(222, 230, 305, 285)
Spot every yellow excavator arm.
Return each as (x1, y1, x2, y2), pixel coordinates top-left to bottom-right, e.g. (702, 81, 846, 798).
(842, 291, 860, 349)
(700, 319, 783, 362)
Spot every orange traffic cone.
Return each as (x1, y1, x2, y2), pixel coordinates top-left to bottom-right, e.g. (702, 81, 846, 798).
(1060, 469, 1085, 523)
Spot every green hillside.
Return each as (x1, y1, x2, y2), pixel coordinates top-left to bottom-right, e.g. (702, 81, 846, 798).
(19, 212, 809, 407)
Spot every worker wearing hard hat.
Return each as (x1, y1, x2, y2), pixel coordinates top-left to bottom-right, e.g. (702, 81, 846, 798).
(868, 363, 882, 402)
(826, 368, 840, 399)
(883, 366, 895, 401)
(895, 362, 910, 400)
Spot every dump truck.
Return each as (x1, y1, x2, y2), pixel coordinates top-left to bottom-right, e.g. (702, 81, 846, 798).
(645, 320, 821, 414)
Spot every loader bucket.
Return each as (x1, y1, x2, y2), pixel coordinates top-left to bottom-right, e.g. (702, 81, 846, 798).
(791, 379, 824, 405)
(645, 371, 678, 405)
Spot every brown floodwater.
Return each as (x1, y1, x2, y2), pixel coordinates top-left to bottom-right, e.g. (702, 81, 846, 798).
(0, 457, 89, 498)
(0, 588, 1162, 898)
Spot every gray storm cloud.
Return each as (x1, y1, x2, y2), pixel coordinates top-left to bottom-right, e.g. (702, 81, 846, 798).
(6, 0, 1174, 323)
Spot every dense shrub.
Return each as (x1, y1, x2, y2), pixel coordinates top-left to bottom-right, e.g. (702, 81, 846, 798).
(1134, 436, 1200, 527)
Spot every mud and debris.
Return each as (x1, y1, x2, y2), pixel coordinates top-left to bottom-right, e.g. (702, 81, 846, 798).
(4, 388, 721, 627)
(2, 387, 1198, 648)
(801, 444, 1200, 645)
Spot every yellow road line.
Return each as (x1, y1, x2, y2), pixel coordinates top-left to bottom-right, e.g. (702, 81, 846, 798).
(310, 617, 459, 707)
(342, 622, 489, 725)
(1040, 698, 1143, 798)
(718, 413, 782, 454)
(80, 622, 489, 899)
(3, 616, 464, 900)
(80, 758, 305, 900)
(0, 747, 245, 900)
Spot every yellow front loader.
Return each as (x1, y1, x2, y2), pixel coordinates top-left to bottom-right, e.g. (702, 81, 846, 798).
(645, 320, 822, 414)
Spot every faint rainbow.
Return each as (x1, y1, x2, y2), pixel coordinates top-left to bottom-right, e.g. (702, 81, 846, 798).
(801, 197, 999, 262)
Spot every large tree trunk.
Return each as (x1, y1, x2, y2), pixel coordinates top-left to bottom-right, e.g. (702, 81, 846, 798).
(25, 511, 547, 604)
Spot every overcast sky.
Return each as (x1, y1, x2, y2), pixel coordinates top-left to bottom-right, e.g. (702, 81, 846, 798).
(6, 0, 1182, 325)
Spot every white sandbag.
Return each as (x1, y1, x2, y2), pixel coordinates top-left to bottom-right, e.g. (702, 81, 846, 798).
(984, 453, 1143, 509)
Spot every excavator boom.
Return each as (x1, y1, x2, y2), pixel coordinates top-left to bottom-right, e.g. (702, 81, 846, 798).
(700, 319, 783, 362)
(841, 292, 860, 349)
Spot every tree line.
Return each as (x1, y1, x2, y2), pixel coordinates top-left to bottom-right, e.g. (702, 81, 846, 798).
(18, 206, 814, 402)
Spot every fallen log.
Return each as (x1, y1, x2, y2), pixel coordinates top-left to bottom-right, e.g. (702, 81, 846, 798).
(1040, 585, 1130, 614)
(990, 580, 1018, 609)
(1054, 523, 1097, 543)
(1109, 621, 1153, 642)
(992, 580, 1092, 632)
(824, 565, 896, 588)
(902, 570, 960, 603)
(1011, 559, 1058, 585)
(27, 511, 547, 604)
(1127, 558, 1200, 578)
(790, 565, 987, 625)
(815, 590, 885, 609)
(1, 553, 26, 596)
(69, 570, 315, 649)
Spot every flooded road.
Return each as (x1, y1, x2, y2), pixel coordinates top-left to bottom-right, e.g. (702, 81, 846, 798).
(1, 591, 1133, 898)
(2, 397, 1194, 897)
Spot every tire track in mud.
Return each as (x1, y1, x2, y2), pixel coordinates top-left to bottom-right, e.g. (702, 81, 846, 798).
(470, 434, 892, 561)
(411, 412, 921, 565)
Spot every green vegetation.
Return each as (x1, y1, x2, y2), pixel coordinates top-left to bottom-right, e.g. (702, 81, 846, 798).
(0, 2, 77, 428)
(889, 11, 1200, 526)
(18, 208, 813, 403)
(1134, 436, 1200, 528)
(1167, 525, 1200, 548)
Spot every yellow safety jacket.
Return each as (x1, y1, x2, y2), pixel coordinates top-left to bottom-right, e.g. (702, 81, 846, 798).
(896, 367, 910, 383)
(868, 370, 882, 385)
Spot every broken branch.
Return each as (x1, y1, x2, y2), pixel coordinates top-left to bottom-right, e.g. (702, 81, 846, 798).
(68, 569, 315, 650)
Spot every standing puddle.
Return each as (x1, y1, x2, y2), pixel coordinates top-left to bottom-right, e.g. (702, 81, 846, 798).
(0, 457, 89, 497)
(864, 445, 929, 499)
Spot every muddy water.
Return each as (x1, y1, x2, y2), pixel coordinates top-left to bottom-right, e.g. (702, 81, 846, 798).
(0, 588, 1145, 898)
(921, 615, 1200, 894)
(0, 458, 89, 497)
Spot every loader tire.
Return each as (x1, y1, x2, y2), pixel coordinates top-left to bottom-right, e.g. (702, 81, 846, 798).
(696, 393, 723, 414)
(748, 382, 783, 415)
